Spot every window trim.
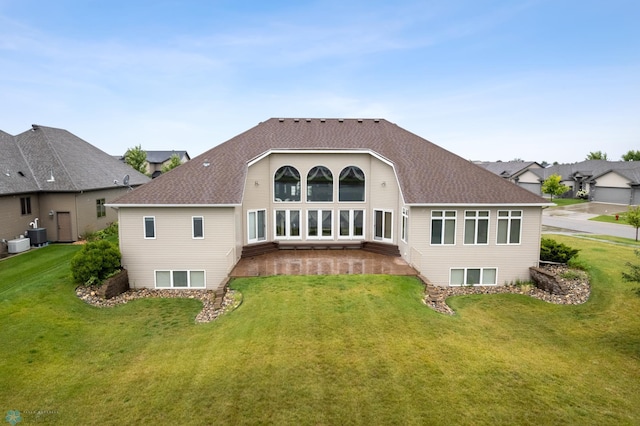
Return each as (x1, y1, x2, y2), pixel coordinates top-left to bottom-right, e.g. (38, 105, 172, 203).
(338, 209, 365, 240)
(496, 210, 522, 245)
(274, 209, 301, 240)
(96, 198, 106, 218)
(373, 209, 393, 242)
(307, 209, 334, 239)
(401, 207, 409, 243)
(192, 216, 204, 239)
(338, 165, 366, 203)
(20, 196, 32, 215)
(247, 209, 267, 244)
(463, 210, 489, 245)
(274, 165, 301, 202)
(430, 210, 456, 245)
(155, 270, 206, 289)
(143, 216, 156, 239)
(449, 267, 498, 286)
(306, 165, 334, 203)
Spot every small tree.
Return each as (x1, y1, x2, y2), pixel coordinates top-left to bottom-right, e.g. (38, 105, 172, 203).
(124, 145, 148, 175)
(586, 151, 608, 160)
(622, 150, 640, 161)
(622, 205, 640, 241)
(541, 173, 570, 201)
(70, 240, 121, 285)
(161, 154, 182, 173)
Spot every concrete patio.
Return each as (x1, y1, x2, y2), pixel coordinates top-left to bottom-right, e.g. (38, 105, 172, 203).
(230, 249, 418, 277)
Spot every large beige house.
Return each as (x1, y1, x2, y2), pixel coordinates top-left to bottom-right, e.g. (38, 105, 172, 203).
(0, 125, 149, 248)
(109, 118, 549, 290)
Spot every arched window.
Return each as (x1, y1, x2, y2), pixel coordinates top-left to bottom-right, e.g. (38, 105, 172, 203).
(274, 166, 300, 202)
(339, 166, 365, 202)
(307, 166, 333, 202)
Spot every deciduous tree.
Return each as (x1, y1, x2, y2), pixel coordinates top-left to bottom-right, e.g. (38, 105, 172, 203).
(124, 145, 148, 175)
(161, 154, 182, 173)
(622, 150, 640, 161)
(586, 151, 608, 160)
(623, 205, 640, 241)
(541, 174, 570, 201)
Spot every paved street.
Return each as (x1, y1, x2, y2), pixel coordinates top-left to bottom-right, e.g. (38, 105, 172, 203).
(542, 202, 637, 239)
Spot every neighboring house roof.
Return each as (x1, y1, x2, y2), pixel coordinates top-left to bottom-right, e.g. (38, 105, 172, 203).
(145, 150, 190, 164)
(0, 125, 149, 195)
(112, 118, 547, 206)
(532, 160, 640, 183)
(476, 161, 542, 179)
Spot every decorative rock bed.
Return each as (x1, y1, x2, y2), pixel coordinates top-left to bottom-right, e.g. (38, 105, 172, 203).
(424, 264, 590, 315)
(76, 286, 242, 323)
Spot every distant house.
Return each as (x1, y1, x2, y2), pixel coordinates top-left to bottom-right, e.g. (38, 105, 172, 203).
(0, 125, 149, 246)
(109, 118, 549, 291)
(476, 161, 543, 194)
(480, 160, 640, 205)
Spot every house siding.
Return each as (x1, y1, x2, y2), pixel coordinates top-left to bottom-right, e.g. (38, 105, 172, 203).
(118, 207, 236, 290)
(242, 152, 400, 244)
(0, 193, 40, 240)
(405, 206, 541, 286)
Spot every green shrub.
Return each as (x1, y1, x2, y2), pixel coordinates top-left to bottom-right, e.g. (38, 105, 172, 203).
(540, 238, 580, 263)
(70, 240, 121, 286)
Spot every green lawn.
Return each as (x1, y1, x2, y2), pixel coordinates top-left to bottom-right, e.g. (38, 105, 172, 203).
(550, 198, 588, 207)
(1, 238, 640, 425)
(590, 213, 628, 224)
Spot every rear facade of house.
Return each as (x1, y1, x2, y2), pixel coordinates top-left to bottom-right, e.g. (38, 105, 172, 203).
(111, 118, 549, 290)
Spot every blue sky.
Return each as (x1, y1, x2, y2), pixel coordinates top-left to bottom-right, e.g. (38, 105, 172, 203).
(1, 0, 638, 163)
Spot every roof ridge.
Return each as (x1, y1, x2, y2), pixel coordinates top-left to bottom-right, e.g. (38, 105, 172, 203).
(35, 125, 79, 191)
(11, 131, 41, 191)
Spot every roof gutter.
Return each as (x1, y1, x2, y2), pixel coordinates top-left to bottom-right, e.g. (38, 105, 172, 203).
(106, 203, 241, 209)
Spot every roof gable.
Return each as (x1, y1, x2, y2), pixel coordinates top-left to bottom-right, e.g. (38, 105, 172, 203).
(112, 118, 548, 206)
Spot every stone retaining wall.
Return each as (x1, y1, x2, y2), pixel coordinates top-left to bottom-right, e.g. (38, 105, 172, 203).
(529, 266, 568, 295)
(97, 269, 129, 299)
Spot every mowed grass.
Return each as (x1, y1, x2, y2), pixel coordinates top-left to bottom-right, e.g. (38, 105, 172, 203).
(1, 237, 640, 425)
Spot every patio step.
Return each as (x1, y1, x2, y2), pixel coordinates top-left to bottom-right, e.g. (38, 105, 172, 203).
(277, 241, 363, 251)
(361, 241, 401, 257)
(241, 242, 279, 258)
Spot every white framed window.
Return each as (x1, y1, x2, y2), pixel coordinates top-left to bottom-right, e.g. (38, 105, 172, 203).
(308, 209, 333, 239)
(401, 207, 409, 243)
(248, 209, 266, 244)
(192, 216, 204, 239)
(274, 165, 301, 202)
(374, 209, 393, 242)
(155, 270, 206, 289)
(339, 209, 364, 239)
(307, 166, 334, 202)
(275, 210, 301, 239)
(497, 210, 522, 245)
(144, 216, 156, 239)
(338, 166, 365, 202)
(464, 210, 489, 245)
(450, 268, 497, 286)
(431, 211, 456, 245)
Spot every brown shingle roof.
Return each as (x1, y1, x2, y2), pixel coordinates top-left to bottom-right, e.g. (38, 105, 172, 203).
(111, 118, 547, 206)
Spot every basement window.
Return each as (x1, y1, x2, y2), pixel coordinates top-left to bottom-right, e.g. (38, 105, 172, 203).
(155, 270, 206, 288)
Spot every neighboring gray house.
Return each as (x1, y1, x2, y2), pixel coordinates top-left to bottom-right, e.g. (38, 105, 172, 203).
(531, 161, 640, 204)
(481, 159, 640, 205)
(476, 161, 543, 194)
(0, 125, 149, 248)
(110, 118, 549, 291)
